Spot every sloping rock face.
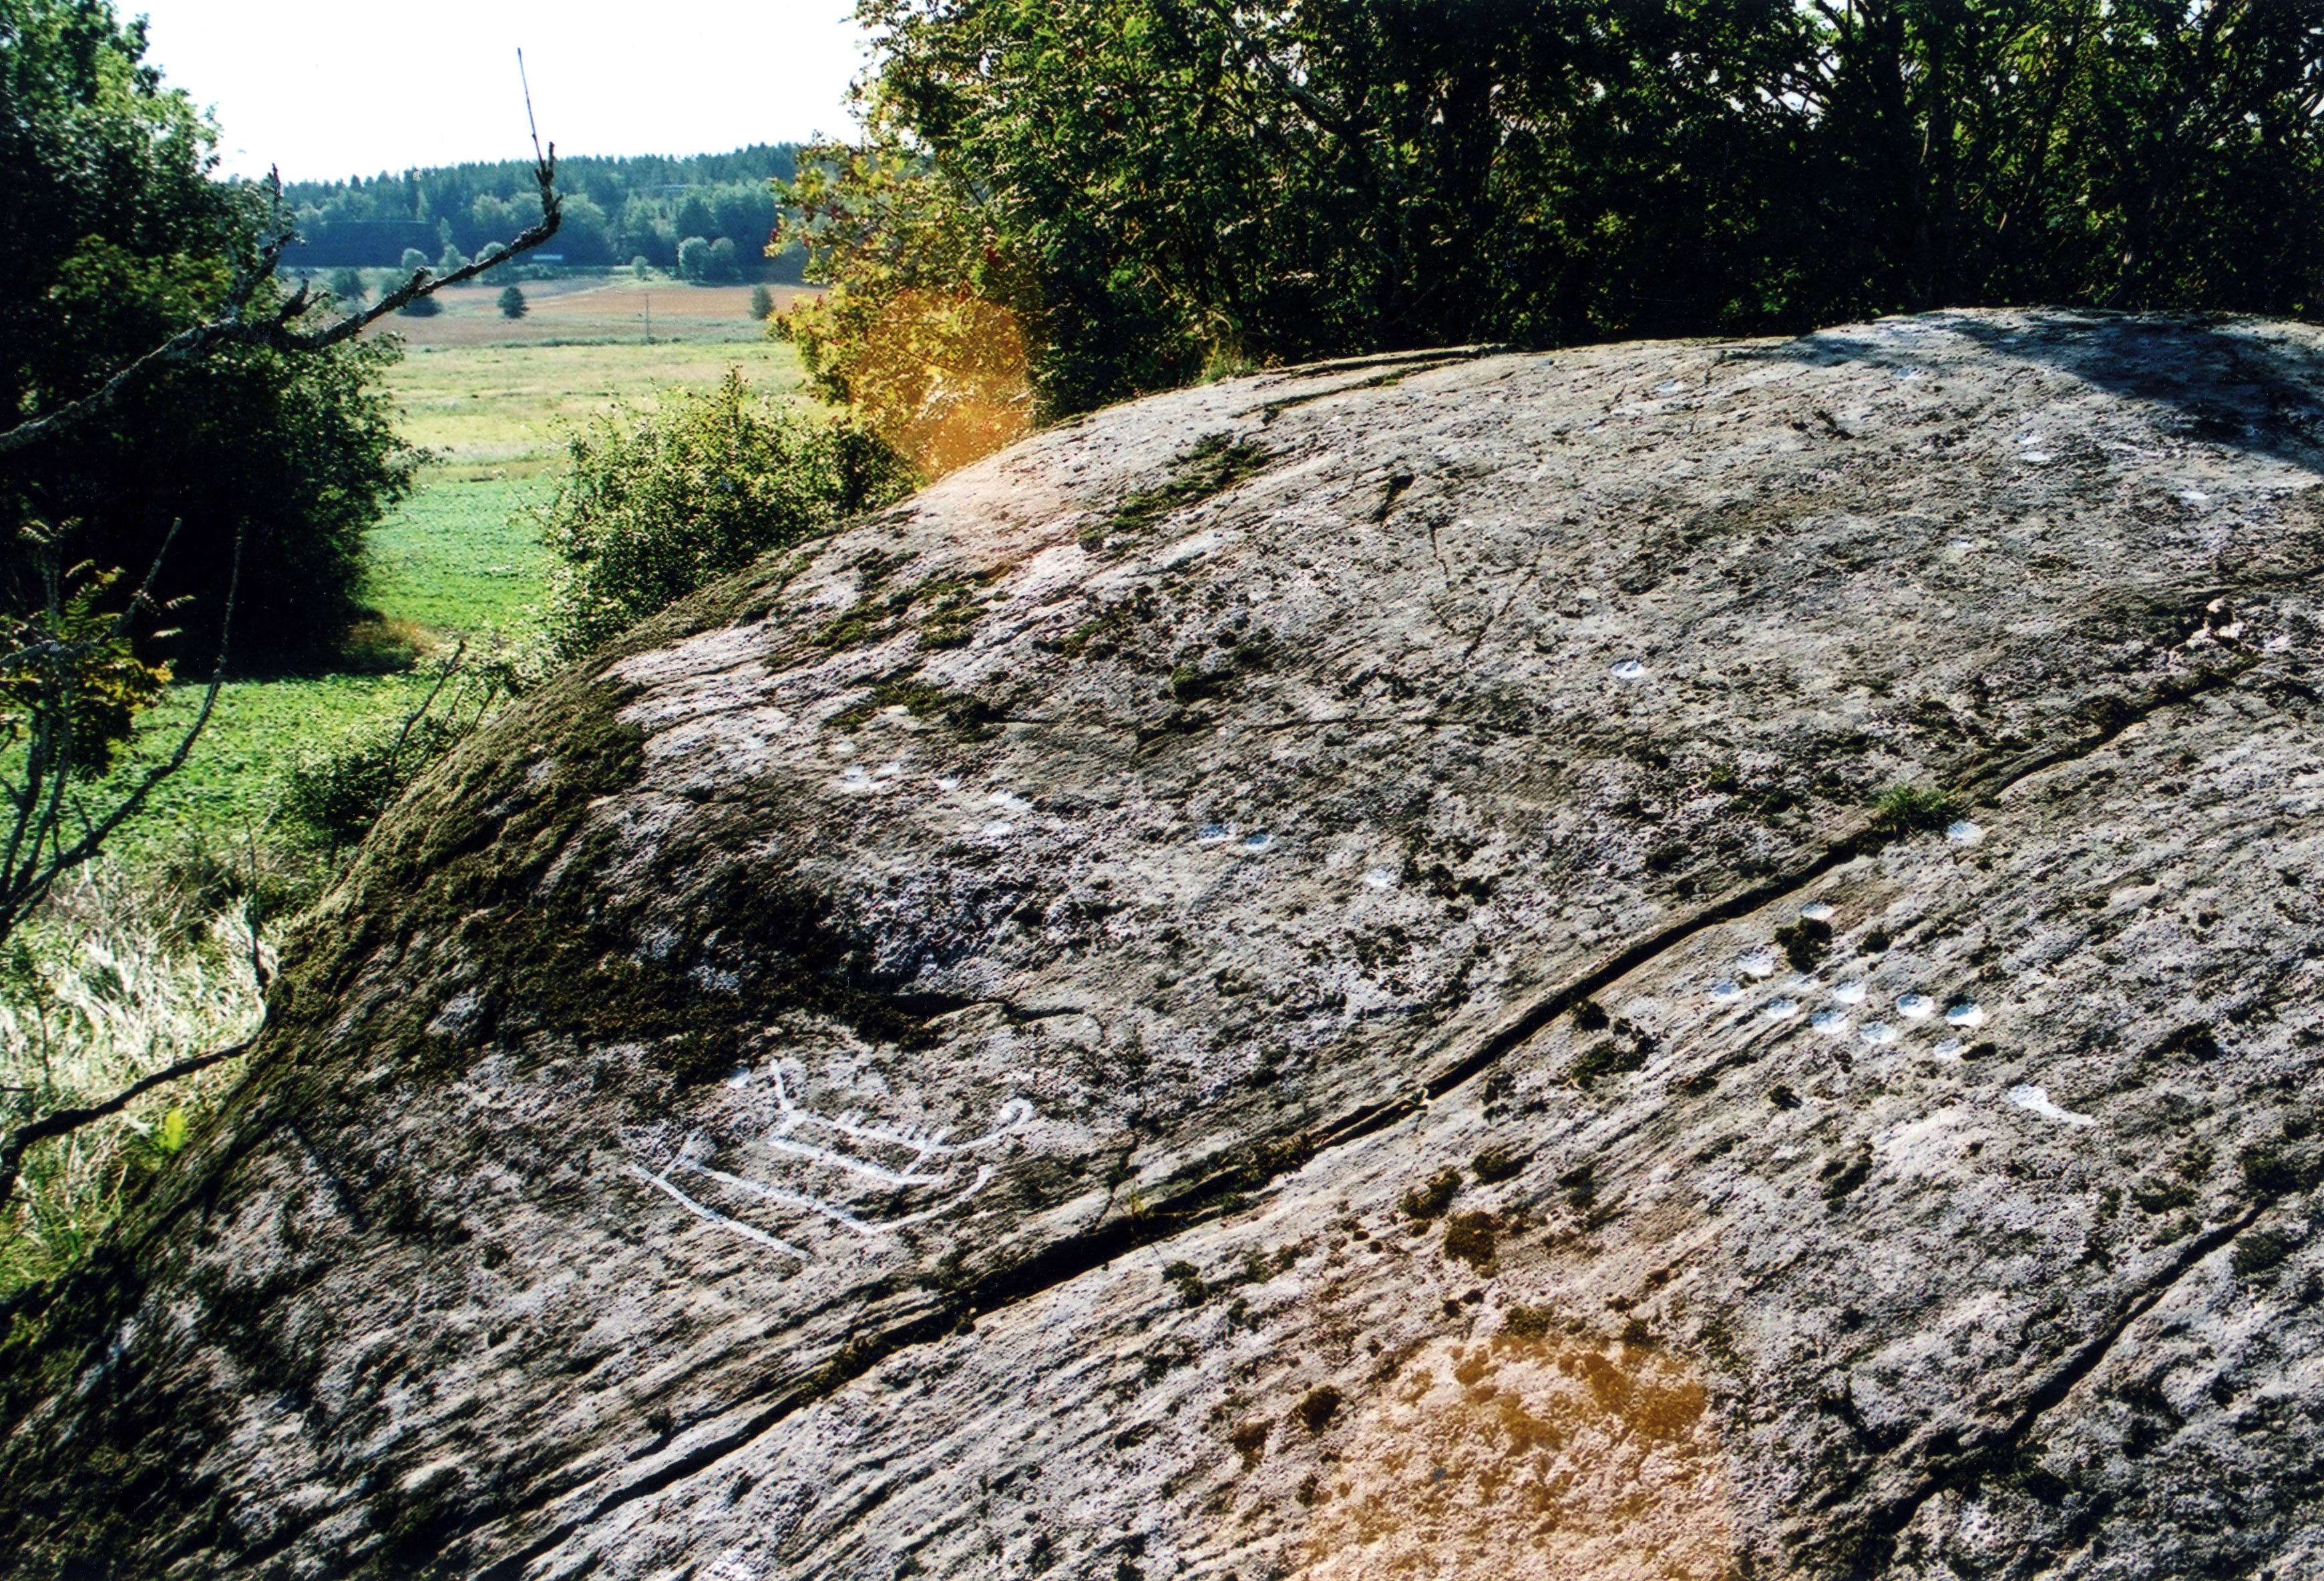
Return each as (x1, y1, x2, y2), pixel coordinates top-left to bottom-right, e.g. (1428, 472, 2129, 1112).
(6, 310, 2324, 1581)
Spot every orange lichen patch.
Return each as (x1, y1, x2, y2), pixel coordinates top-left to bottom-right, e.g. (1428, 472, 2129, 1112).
(1295, 1336, 1732, 1581)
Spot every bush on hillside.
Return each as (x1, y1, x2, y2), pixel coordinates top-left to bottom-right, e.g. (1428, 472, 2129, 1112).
(801, 0, 2324, 415)
(284, 711, 475, 851)
(538, 369, 914, 659)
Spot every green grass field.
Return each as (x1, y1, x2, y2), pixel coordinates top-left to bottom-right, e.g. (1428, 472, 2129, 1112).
(91, 294, 812, 858)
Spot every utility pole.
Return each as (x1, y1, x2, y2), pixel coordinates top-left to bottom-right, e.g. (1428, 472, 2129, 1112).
(642, 294, 653, 345)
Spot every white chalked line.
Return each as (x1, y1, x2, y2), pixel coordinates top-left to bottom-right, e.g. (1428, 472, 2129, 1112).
(630, 1064, 1036, 1261)
(627, 1164, 811, 1259)
(673, 1154, 1001, 1241)
(767, 1063, 1034, 1168)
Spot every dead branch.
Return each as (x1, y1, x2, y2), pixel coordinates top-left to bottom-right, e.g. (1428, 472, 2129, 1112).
(0, 143, 560, 460)
(0, 1036, 254, 1216)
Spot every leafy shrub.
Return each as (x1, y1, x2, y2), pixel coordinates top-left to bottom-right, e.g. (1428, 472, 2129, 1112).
(536, 369, 914, 659)
(283, 712, 473, 850)
(282, 656, 518, 850)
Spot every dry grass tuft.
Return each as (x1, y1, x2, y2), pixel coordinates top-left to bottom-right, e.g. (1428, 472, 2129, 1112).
(0, 860, 272, 1294)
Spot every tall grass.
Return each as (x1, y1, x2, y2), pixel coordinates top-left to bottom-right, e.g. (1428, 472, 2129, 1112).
(0, 857, 278, 1295)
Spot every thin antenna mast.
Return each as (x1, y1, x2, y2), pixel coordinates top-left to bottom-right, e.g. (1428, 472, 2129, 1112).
(518, 49, 546, 169)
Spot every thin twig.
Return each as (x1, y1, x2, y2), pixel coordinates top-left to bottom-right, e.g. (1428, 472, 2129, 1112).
(104, 517, 182, 642)
(0, 1038, 254, 1216)
(375, 638, 465, 824)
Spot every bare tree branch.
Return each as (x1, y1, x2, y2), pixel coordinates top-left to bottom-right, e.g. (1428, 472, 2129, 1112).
(0, 1036, 254, 1215)
(0, 146, 560, 460)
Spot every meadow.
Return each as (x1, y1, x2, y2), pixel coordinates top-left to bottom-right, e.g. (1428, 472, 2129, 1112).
(101, 276, 813, 860)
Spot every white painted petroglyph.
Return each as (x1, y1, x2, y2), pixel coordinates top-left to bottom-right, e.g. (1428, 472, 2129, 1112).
(627, 1165, 811, 1259)
(2008, 1086, 2098, 1128)
(626, 1063, 1034, 1263)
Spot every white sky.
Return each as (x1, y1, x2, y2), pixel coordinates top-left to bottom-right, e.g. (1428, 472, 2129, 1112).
(127, 1, 874, 181)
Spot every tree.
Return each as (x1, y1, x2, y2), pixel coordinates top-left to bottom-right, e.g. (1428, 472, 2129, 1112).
(553, 194, 617, 266)
(1, 0, 410, 659)
(799, 0, 2324, 419)
(399, 245, 431, 274)
(0, 9, 564, 1211)
(498, 283, 528, 318)
(705, 236, 741, 282)
(676, 234, 711, 282)
(674, 192, 719, 246)
(749, 282, 774, 319)
(327, 266, 365, 303)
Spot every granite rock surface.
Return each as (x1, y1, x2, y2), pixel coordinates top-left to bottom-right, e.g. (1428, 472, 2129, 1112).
(4, 309, 2324, 1580)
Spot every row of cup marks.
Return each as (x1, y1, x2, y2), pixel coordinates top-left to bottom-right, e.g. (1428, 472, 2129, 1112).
(1709, 906, 1985, 1054)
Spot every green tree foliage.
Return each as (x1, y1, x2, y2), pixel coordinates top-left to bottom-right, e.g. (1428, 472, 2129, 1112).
(676, 235, 712, 282)
(674, 193, 719, 246)
(276, 146, 807, 278)
(555, 194, 618, 266)
(749, 282, 775, 319)
(801, 0, 2324, 415)
(537, 369, 914, 658)
(777, 144, 1044, 465)
(327, 266, 365, 303)
(0, 0, 414, 659)
(0, 544, 172, 783)
(498, 284, 528, 319)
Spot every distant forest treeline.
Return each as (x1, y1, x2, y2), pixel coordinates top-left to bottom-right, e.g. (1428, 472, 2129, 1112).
(278, 144, 807, 277)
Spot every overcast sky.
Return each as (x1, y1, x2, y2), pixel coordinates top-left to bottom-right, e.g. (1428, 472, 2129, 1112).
(128, 1, 873, 181)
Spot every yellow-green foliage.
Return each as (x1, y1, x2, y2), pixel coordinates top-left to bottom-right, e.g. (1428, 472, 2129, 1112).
(776, 144, 1038, 473)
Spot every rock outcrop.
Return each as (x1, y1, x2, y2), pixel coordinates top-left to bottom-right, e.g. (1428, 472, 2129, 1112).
(4, 310, 2323, 1580)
